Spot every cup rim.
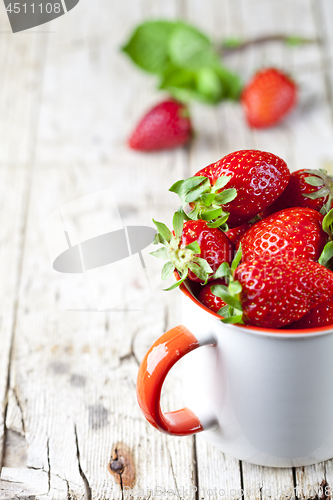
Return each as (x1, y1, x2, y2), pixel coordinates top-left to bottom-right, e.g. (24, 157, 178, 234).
(178, 278, 333, 338)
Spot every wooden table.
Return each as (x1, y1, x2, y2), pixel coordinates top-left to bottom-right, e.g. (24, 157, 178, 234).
(1, 0, 333, 498)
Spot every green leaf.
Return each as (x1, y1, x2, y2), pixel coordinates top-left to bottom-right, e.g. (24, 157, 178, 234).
(185, 182, 210, 203)
(153, 233, 166, 245)
(303, 187, 329, 200)
(152, 219, 172, 243)
(221, 313, 244, 324)
(185, 241, 201, 253)
(213, 176, 232, 191)
(214, 188, 237, 205)
(150, 247, 170, 260)
(304, 176, 325, 187)
(122, 21, 177, 74)
(200, 207, 223, 221)
(222, 38, 242, 49)
(196, 67, 223, 103)
(161, 261, 175, 280)
(169, 179, 185, 195)
(201, 192, 216, 207)
(188, 262, 208, 282)
(181, 176, 208, 193)
(173, 211, 184, 239)
(214, 64, 243, 101)
(231, 243, 242, 272)
(168, 23, 217, 70)
(213, 262, 232, 280)
(318, 241, 333, 267)
(207, 214, 229, 228)
(164, 269, 188, 291)
(217, 305, 230, 316)
(322, 208, 333, 235)
(193, 257, 213, 274)
(211, 285, 242, 310)
(229, 281, 242, 295)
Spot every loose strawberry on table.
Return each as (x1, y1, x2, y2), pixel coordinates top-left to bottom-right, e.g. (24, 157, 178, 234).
(170, 150, 290, 227)
(238, 207, 328, 262)
(128, 99, 192, 151)
(241, 68, 297, 128)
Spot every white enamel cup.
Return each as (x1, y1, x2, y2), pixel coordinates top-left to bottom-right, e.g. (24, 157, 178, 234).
(137, 279, 333, 468)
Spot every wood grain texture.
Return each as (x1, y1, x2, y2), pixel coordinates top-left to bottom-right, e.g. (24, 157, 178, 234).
(1, 0, 333, 499)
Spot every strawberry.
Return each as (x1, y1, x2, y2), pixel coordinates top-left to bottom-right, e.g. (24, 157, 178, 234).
(198, 279, 227, 313)
(233, 257, 333, 328)
(238, 207, 328, 263)
(261, 169, 333, 217)
(151, 214, 234, 289)
(288, 297, 333, 329)
(241, 68, 297, 128)
(170, 150, 290, 227)
(128, 99, 192, 151)
(225, 221, 254, 244)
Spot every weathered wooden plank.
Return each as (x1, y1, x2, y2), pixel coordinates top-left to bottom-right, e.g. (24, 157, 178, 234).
(3, 0, 199, 498)
(0, 6, 49, 484)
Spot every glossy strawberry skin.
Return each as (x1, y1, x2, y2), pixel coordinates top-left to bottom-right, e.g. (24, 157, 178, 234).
(288, 297, 333, 329)
(195, 150, 290, 227)
(262, 169, 333, 216)
(197, 279, 227, 313)
(225, 222, 253, 244)
(128, 100, 192, 151)
(235, 257, 333, 328)
(180, 220, 234, 282)
(238, 207, 328, 263)
(241, 68, 297, 128)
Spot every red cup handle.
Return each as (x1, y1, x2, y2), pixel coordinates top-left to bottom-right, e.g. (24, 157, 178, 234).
(137, 324, 214, 436)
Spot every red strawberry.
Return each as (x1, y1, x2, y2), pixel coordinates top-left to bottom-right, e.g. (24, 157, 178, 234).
(288, 297, 333, 329)
(151, 216, 234, 288)
(128, 99, 192, 151)
(234, 257, 333, 328)
(180, 150, 290, 227)
(225, 221, 253, 244)
(238, 207, 328, 263)
(261, 169, 333, 217)
(241, 68, 297, 128)
(198, 279, 227, 313)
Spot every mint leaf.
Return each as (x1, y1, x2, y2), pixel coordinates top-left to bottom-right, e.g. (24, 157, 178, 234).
(196, 67, 223, 103)
(169, 23, 217, 70)
(122, 21, 176, 74)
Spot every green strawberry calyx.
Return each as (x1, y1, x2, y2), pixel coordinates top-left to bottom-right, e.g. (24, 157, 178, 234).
(169, 175, 237, 229)
(211, 244, 244, 324)
(150, 211, 215, 290)
(303, 169, 333, 215)
(319, 207, 333, 270)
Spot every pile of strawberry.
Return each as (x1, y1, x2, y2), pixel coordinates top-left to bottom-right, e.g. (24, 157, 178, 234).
(151, 150, 333, 329)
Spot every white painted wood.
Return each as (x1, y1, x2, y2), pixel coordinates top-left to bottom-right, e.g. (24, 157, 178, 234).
(2, 0, 333, 498)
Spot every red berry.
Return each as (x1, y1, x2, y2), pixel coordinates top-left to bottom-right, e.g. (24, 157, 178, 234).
(128, 99, 192, 151)
(261, 169, 333, 216)
(194, 150, 290, 227)
(234, 257, 333, 328)
(288, 297, 333, 329)
(239, 207, 327, 263)
(198, 279, 227, 313)
(180, 220, 234, 282)
(241, 68, 297, 128)
(225, 222, 253, 244)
